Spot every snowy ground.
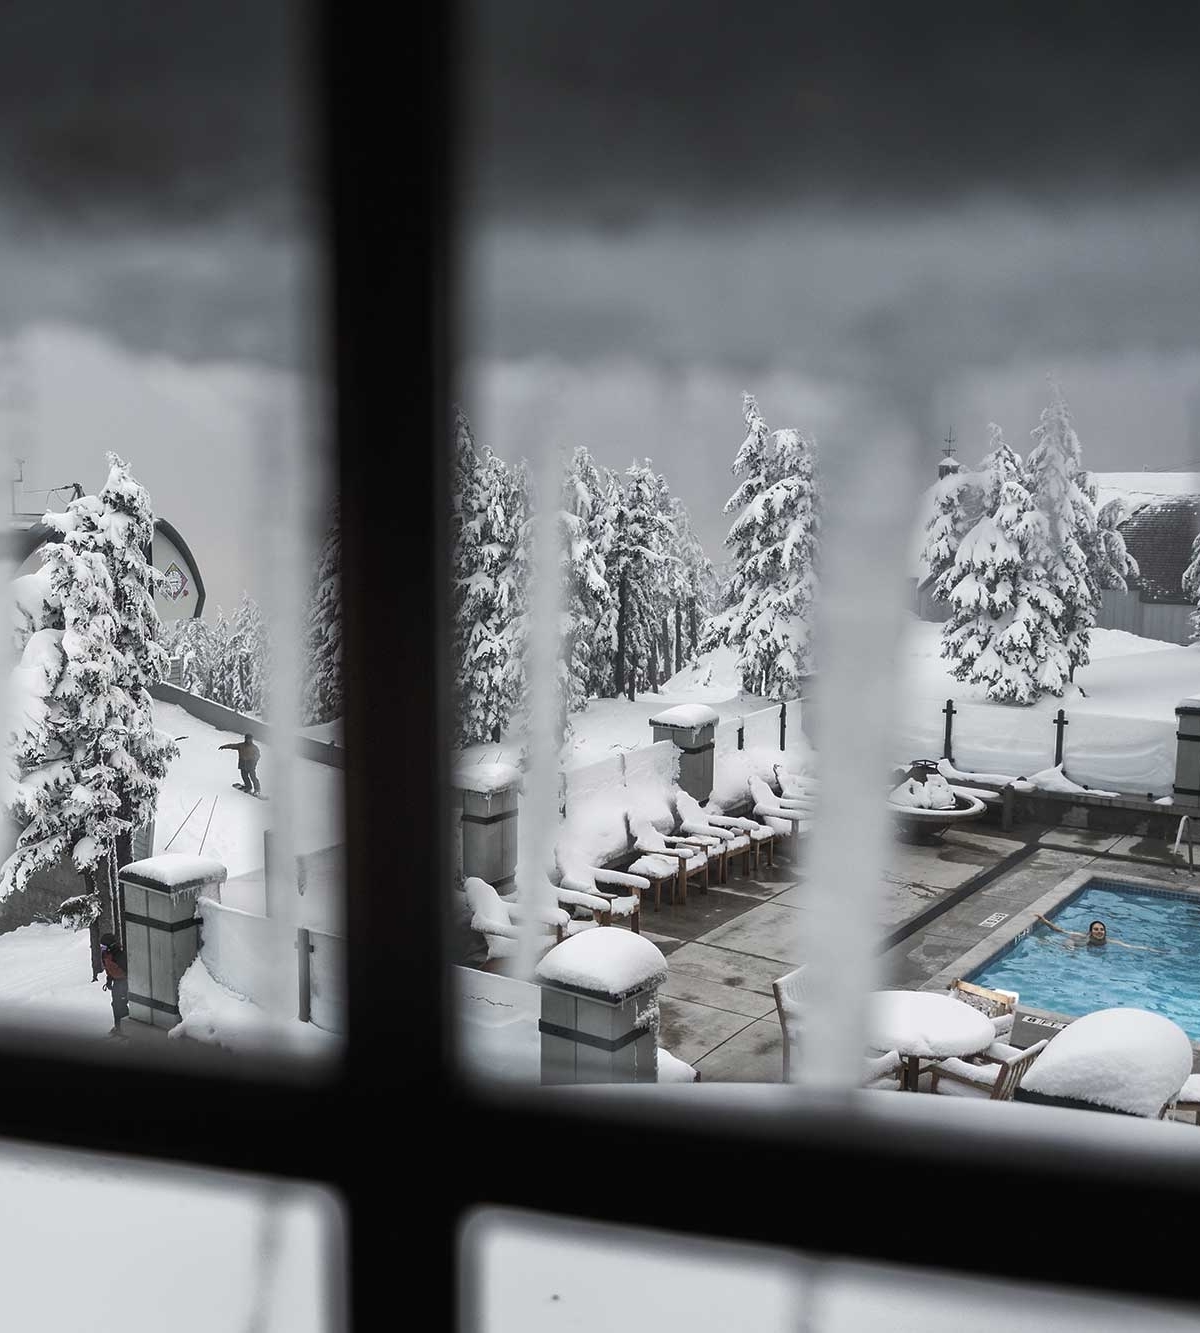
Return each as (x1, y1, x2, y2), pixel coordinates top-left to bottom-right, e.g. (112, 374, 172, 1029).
(895, 619, 1198, 792)
(0, 921, 113, 1040)
(458, 646, 776, 772)
(3, 1139, 339, 1333)
(154, 701, 343, 876)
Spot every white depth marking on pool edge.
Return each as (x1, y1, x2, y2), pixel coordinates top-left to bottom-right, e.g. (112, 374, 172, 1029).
(979, 912, 1010, 928)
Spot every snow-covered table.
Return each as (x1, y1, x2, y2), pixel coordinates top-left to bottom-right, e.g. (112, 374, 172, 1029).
(1017, 1007, 1194, 1119)
(868, 991, 995, 1091)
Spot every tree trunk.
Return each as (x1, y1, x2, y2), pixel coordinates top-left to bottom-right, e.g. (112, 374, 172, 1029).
(82, 866, 103, 980)
(689, 598, 698, 654)
(675, 602, 683, 672)
(649, 639, 659, 693)
(626, 651, 637, 702)
(615, 572, 628, 699)
(661, 614, 671, 681)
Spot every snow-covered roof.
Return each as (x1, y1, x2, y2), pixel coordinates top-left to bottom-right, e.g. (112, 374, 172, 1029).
(536, 929, 668, 999)
(1020, 1007, 1194, 1118)
(452, 761, 523, 794)
(648, 703, 720, 729)
(1092, 471, 1199, 513)
(121, 853, 228, 890)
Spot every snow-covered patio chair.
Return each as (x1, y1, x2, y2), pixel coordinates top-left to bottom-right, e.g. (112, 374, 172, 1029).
(863, 1050, 904, 1091)
(775, 765, 820, 805)
(629, 816, 709, 907)
(463, 876, 572, 965)
(705, 804, 776, 871)
(930, 1039, 1048, 1101)
(1168, 1074, 1200, 1125)
(675, 789, 752, 883)
(947, 978, 1018, 1039)
(749, 776, 813, 848)
(556, 855, 647, 933)
(772, 964, 807, 1082)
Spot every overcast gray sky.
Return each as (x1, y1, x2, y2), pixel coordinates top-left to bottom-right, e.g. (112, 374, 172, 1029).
(455, 0, 1200, 559)
(2, 0, 1200, 584)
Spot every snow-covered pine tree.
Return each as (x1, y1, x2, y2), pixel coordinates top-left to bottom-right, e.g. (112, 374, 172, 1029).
(450, 409, 527, 744)
(560, 448, 615, 714)
(608, 461, 672, 697)
(700, 393, 820, 699)
(1026, 384, 1098, 677)
(2, 454, 178, 936)
(1183, 530, 1200, 642)
(210, 594, 270, 714)
(667, 497, 720, 664)
(301, 496, 343, 725)
(162, 615, 218, 697)
(941, 457, 1067, 705)
(1083, 482, 1139, 593)
(920, 431, 991, 600)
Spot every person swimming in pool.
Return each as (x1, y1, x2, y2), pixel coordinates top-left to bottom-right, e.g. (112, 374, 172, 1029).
(1034, 916, 1159, 952)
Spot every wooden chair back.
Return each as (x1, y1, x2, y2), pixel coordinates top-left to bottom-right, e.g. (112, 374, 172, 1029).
(949, 978, 1016, 1016)
(992, 1039, 1048, 1101)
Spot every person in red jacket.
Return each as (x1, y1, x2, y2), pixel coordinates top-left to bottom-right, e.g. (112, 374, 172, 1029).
(99, 932, 129, 1035)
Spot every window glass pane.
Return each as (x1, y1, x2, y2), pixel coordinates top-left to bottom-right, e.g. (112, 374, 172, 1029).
(1, 1139, 344, 1332)
(450, 0, 1200, 1152)
(462, 1208, 1198, 1333)
(0, 2, 343, 1064)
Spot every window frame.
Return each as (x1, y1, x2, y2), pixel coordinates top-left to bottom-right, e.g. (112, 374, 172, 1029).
(0, 4, 1197, 1327)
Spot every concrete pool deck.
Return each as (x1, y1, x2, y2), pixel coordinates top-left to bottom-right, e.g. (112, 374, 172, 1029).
(459, 821, 1199, 1082)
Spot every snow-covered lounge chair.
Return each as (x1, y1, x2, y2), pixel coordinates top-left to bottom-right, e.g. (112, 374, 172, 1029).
(930, 1039, 1048, 1101)
(1168, 1074, 1200, 1125)
(863, 1050, 904, 1091)
(749, 776, 812, 846)
(675, 790, 752, 883)
(463, 876, 572, 964)
(775, 765, 820, 805)
(629, 816, 709, 907)
(706, 805, 776, 871)
(948, 978, 1018, 1039)
(556, 856, 646, 933)
(772, 964, 806, 1082)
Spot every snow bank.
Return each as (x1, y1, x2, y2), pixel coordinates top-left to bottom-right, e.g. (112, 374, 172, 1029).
(648, 703, 720, 728)
(658, 644, 743, 701)
(709, 745, 807, 812)
(1021, 1008, 1194, 1118)
(536, 930, 668, 998)
(657, 1048, 698, 1083)
(559, 791, 630, 870)
(173, 956, 339, 1059)
(452, 761, 523, 795)
(1027, 764, 1119, 798)
(122, 852, 227, 888)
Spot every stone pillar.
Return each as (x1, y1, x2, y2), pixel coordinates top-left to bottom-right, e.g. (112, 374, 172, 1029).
(452, 763, 521, 891)
(1174, 698, 1200, 807)
(536, 932, 667, 1084)
(121, 854, 228, 1029)
(649, 704, 719, 802)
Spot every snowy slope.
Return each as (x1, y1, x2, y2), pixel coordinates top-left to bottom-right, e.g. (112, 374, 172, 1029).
(0, 922, 111, 1040)
(154, 702, 343, 877)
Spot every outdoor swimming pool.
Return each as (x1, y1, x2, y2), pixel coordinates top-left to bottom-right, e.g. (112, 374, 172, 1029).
(969, 880, 1200, 1039)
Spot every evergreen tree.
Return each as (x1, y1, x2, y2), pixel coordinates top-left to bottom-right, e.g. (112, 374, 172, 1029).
(665, 495, 719, 670)
(701, 393, 820, 698)
(210, 594, 270, 714)
(1026, 384, 1098, 676)
(301, 496, 343, 725)
(162, 615, 219, 697)
(560, 448, 615, 714)
(450, 409, 526, 743)
(1183, 530, 1200, 642)
(920, 436, 988, 600)
(941, 459, 1067, 705)
(608, 461, 672, 697)
(1084, 485, 1139, 593)
(2, 455, 178, 937)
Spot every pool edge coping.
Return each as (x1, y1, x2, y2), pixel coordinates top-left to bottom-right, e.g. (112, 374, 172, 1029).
(919, 866, 1200, 1010)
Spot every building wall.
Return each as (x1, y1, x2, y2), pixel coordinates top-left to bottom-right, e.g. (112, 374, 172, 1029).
(152, 526, 198, 621)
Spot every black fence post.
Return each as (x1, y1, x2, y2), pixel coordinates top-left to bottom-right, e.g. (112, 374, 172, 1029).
(942, 699, 956, 763)
(296, 926, 313, 1023)
(779, 702, 787, 752)
(1053, 708, 1068, 768)
(737, 720, 745, 751)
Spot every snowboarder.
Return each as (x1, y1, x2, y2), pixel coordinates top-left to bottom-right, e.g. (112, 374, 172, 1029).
(219, 733, 262, 795)
(99, 932, 129, 1035)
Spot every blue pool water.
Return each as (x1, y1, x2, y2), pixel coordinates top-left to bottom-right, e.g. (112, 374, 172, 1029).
(969, 883, 1200, 1039)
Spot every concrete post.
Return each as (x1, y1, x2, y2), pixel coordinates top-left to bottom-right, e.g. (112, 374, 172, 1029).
(649, 704, 719, 802)
(452, 762, 522, 891)
(120, 854, 227, 1030)
(536, 932, 668, 1084)
(1174, 698, 1200, 806)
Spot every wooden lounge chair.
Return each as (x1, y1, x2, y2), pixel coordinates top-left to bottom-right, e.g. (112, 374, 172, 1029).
(676, 790, 752, 881)
(1167, 1074, 1200, 1125)
(706, 805, 777, 871)
(555, 859, 647, 933)
(749, 776, 812, 845)
(463, 876, 572, 964)
(947, 978, 1018, 1039)
(772, 964, 807, 1082)
(629, 816, 708, 906)
(930, 1039, 1049, 1100)
(863, 1049, 904, 1090)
